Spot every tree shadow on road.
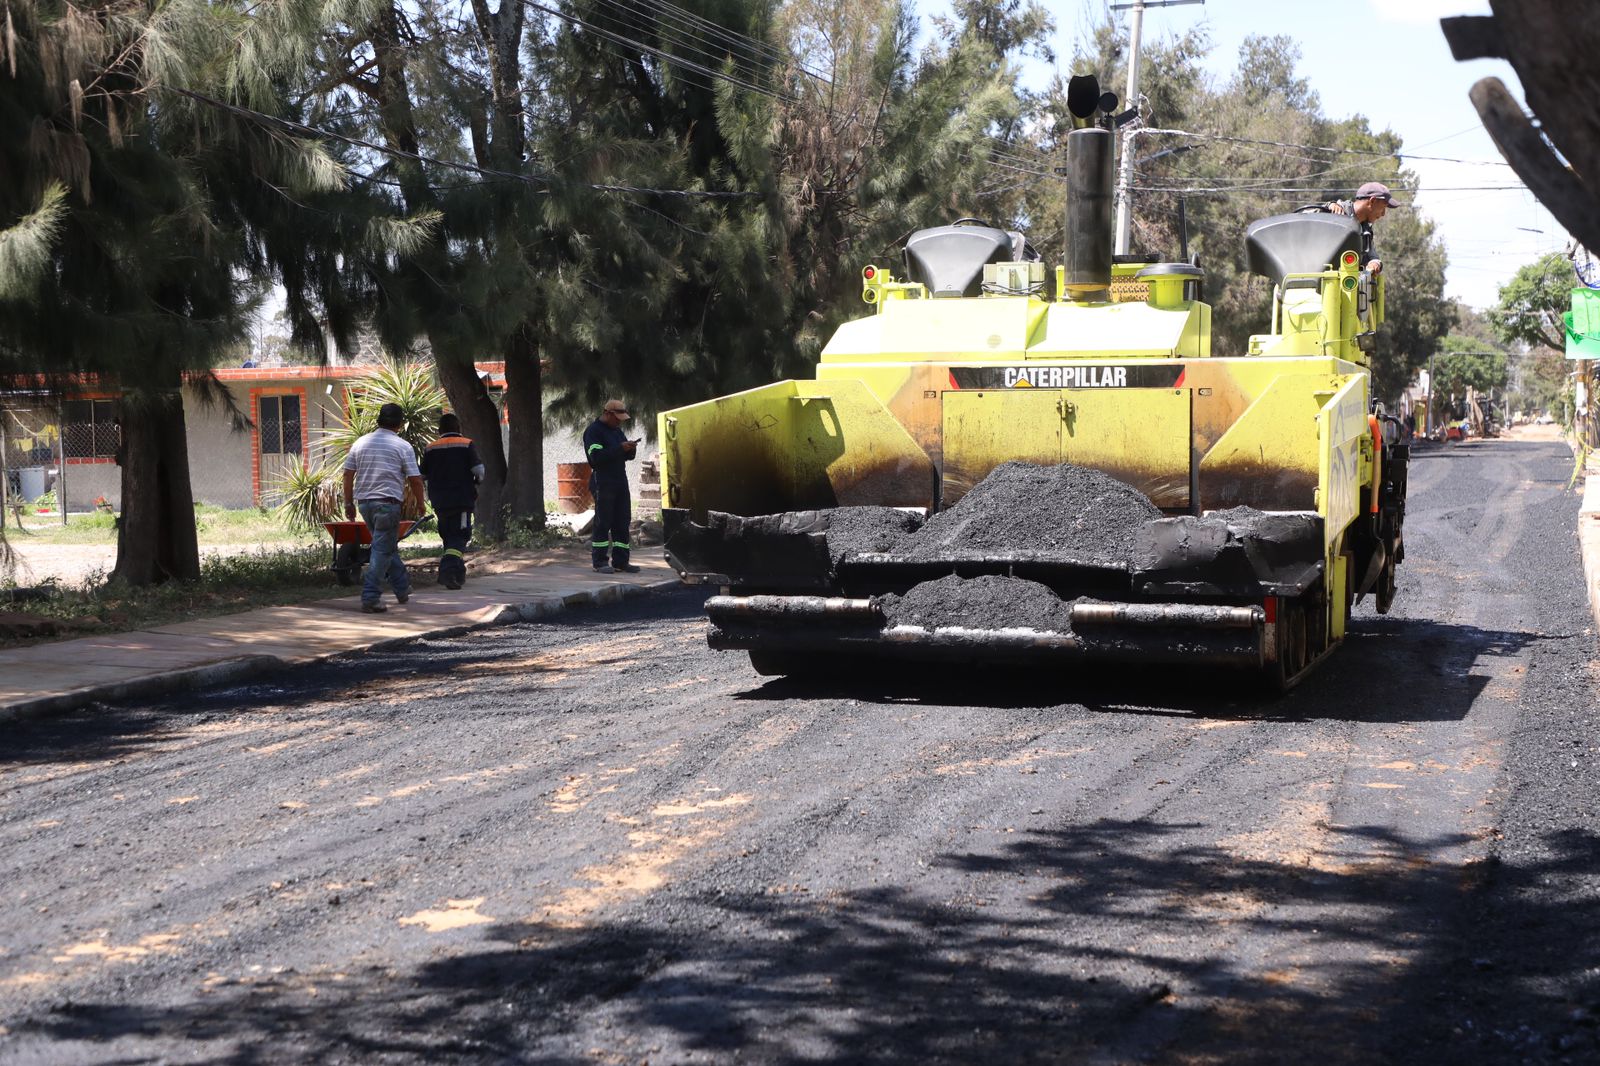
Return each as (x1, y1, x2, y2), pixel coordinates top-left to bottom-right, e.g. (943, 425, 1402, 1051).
(0, 586, 714, 768)
(14, 820, 1598, 1065)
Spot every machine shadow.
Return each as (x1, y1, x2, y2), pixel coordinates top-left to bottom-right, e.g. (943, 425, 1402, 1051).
(733, 615, 1536, 724)
(21, 821, 1598, 1064)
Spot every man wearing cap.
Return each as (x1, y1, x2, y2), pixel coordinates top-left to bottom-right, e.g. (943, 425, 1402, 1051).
(1326, 181, 1400, 275)
(420, 412, 484, 590)
(343, 402, 426, 613)
(582, 400, 640, 574)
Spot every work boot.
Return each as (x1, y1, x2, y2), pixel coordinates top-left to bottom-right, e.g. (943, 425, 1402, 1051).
(361, 603, 387, 613)
(395, 590, 410, 604)
(614, 563, 642, 573)
(594, 564, 615, 574)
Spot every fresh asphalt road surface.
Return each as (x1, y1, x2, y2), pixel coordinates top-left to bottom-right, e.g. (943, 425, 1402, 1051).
(2, 440, 1597, 1065)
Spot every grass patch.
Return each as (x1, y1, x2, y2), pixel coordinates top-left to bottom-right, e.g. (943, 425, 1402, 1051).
(5, 504, 449, 550)
(3, 546, 341, 640)
(7, 504, 315, 546)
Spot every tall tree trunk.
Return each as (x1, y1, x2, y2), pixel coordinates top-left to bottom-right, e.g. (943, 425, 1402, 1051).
(504, 326, 544, 529)
(368, 3, 514, 535)
(434, 353, 509, 538)
(111, 386, 200, 585)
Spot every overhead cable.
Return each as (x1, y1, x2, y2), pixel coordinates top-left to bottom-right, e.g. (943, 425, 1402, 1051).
(169, 87, 759, 198)
(1136, 128, 1514, 167)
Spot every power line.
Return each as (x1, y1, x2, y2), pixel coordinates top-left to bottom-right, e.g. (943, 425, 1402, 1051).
(604, 0, 830, 83)
(1132, 181, 1530, 195)
(580, 0, 795, 90)
(520, 0, 794, 104)
(170, 86, 759, 199)
(1137, 128, 1515, 167)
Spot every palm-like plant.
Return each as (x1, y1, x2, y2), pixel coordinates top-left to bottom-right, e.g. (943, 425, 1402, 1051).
(321, 359, 447, 459)
(269, 360, 447, 532)
(270, 455, 341, 532)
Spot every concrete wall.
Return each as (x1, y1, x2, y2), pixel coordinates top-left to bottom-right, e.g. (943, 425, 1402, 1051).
(184, 389, 254, 509)
(5, 379, 660, 517)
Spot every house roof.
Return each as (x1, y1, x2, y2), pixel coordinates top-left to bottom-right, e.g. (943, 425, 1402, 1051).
(2, 362, 509, 395)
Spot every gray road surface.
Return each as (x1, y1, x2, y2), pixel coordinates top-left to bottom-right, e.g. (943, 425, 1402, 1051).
(1, 439, 1596, 1064)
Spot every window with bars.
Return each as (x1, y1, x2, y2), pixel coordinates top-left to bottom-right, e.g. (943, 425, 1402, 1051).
(62, 399, 119, 459)
(258, 394, 302, 454)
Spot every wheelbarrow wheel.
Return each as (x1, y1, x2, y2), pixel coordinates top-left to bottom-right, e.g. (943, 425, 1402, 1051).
(333, 542, 360, 586)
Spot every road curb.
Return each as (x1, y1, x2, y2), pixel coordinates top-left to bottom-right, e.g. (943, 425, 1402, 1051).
(0, 576, 682, 725)
(1580, 474, 1600, 636)
(0, 655, 283, 726)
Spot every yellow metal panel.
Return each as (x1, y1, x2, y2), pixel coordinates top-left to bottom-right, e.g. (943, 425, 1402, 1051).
(1033, 300, 1201, 358)
(1179, 300, 1211, 358)
(822, 296, 1047, 362)
(941, 390, 1062, 505)
(1198, 373, 1335, 511)
(791, 379, 937, 508)
(940, 389, 1191, 509)
(659, 381, 802, 516)
(1330, 553, 1350, 640)
(1061, 389, 1191, 509)
(658, 378, 936, 517)
(1316, 373, 1370, 544)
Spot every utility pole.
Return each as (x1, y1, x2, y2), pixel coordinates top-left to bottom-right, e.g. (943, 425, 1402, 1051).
(1426, 351, 1435, 436)
(1110, 0, 1205, 256)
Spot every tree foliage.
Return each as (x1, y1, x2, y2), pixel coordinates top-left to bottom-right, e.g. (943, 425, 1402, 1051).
(0, 0, 376, 584)
(4, 0, 1474, 578)
(1432, 335, 1508, 399)
(1490, 252, 1572, 352)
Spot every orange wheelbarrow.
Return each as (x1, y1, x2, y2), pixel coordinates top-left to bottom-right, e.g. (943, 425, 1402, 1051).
(323, 514, 434, 586)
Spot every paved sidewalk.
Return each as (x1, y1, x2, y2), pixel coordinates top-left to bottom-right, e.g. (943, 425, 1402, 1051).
(1582, 450, 1600, 634)
(0, 554, 679, 723)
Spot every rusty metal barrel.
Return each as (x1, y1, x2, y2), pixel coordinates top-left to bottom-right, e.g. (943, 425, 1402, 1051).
(555, 461, 594, 513)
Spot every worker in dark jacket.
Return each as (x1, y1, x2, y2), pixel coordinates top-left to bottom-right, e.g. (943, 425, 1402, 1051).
(582, 399, 640, 573)
(420, 413, 484, 589)
(1325, 181, 1399, 275)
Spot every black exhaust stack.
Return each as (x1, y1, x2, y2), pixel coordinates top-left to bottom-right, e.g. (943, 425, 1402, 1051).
(1064, 75, 1117, 302)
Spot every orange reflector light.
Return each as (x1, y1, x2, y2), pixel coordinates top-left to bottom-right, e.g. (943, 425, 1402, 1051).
(1342, 251, 1358, 267)
(1263, 597, 1278, 624)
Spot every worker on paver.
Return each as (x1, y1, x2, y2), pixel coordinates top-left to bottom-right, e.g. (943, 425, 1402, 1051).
(1325, 181, 1399, 276)
(343, 403, 426, 613)
(582, 399, 640, 574)
(421, 413, 484, 590)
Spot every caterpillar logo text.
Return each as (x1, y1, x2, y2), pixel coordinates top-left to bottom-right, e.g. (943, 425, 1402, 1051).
(1004, 365, 1129, 388)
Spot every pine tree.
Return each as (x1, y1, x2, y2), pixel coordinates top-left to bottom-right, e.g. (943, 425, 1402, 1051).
(0, 0, 410, 583)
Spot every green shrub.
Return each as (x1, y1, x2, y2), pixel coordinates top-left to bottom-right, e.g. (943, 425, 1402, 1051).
(504, 515, 573, 550)
(271, 455, 342, 532)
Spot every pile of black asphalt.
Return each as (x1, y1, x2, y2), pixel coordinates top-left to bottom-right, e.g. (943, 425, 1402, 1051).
(824, 506, 924, 565)
(877, 574, 1075, 633)
(898, 462, 1161, 565)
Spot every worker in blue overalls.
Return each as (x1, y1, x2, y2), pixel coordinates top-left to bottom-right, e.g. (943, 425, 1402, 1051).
(581, 399, 640, 574)
(420, 413, 483, 589)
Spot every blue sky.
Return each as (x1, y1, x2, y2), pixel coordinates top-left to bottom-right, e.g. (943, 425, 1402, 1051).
(1036, 0, 1565, 310)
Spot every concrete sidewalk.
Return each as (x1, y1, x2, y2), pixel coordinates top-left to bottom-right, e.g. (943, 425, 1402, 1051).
(1581, 450, 1600, 634)
(0, 554, 680, 723)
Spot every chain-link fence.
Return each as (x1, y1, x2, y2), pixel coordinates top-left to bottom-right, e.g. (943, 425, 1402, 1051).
(2, 398, 70, 527)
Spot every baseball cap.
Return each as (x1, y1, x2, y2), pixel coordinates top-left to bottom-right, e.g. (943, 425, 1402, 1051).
(603, 399, 631, 421)
(1356, 181, 1402, 206)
